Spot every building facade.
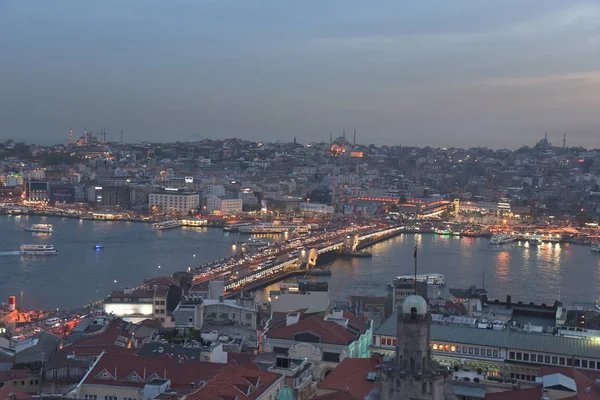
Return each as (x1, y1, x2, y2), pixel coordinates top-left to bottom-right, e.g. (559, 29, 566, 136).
(149, 189, 199, 213)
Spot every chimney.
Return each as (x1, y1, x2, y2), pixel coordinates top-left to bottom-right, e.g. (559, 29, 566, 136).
(506, 295, 512, 308)
(286, 312, 300, 326)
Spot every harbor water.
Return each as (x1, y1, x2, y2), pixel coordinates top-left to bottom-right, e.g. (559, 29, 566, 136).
(1, 215, 599, 309)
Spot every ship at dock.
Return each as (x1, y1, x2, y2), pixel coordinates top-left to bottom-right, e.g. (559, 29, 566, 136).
(152, 220, 182, 230)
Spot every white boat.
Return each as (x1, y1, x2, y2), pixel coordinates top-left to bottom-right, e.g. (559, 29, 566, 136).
(152, 220, 182, 230)
(20, 244, 58, 255)
(25, 224, 53, 234)
(490, 234, 515, 245)
(592, 243, 600, 253)
(246, 238, 270, 247)
(394, 273, 445, 286)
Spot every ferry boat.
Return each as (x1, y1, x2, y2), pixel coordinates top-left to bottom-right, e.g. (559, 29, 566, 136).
(224, 223, 252, 232)
(489, 234, 515, 245)
(592, 242, 600, 253)
(152, 220, 182, 230)
(394, 273, 445, 286)
(93, 244, 105, 250)
(20, 244, 58, 255)
(246, 238, 270, 247)
(24, 224, 53, 234)
(528, 238, 542, 246)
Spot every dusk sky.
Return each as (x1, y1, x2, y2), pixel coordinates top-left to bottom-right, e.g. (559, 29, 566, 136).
(1, 1, 599, 148)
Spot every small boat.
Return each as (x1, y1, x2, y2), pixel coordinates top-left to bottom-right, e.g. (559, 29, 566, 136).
(25, 224, 53, 234)
(93, 244, 105, 250)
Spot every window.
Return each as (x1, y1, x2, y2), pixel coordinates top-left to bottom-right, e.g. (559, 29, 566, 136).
(516, 352, 522, 361)
(105, 396, 117, 400)
(545, 355, 551, 364)
(155, 300, 160, 305)
(530, 353, 536, 361)
(523, 353, 529, 361)
(462, 346, 467, 353)
(575, 359, 580, 367)
(493, 350, 498, 358)
(246, 313, 252, 320)
(323, 352, 341, 363)
(450, 346, 456, 352)
(469, 347, 473, 355)
(590, 361, 596, 369)
(444, 345, 450, 352)
(567, 358, 573, 366)
(487, 349, 492, 357)
(537, 355, 543, 363)
(475, 348, 479, 355)
(582, 360, 588, 368)
(220, 313, 229, 319)
(188, 317, 193, 323)
(432, 344, 438, 350)
(559, 357, 565, 366)
(551, 356, 558, 365)
(84, 396, 97, 400)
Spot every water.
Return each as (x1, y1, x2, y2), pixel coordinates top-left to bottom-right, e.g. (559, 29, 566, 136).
(0, 215, 236, 309)
(255, 234, 600, 309)
(1, 215, 599, 310)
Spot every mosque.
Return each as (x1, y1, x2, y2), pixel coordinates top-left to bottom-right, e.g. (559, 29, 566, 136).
(329, 129, 362, 157)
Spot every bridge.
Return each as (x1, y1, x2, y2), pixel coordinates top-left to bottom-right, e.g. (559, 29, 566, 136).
(222, 225, 405, 296)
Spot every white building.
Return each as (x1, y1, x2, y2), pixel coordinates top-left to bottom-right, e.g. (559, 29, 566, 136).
(149, 189, 199, 213)
(300, 202, 334, 214)
(206, 195, 242, 214)
(205, 184, 226, 197)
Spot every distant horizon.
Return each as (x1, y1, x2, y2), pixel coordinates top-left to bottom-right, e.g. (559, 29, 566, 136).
(3, 133, 597, 151)
(2, 1, 599, 148)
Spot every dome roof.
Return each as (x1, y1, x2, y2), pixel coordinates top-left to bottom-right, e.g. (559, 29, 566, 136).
(275, 386, 296, 400)
(402, 294, 428, 315)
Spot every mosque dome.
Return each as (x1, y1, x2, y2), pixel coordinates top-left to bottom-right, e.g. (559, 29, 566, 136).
(402, 294, 428, 315)
(275, 386, 296, 400)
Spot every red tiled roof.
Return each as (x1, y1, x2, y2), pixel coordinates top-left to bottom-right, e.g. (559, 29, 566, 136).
(0, 369, 29, 382)
(227, 353, 254, 367)
(539, 366, 600, 400)
(267, 315, 360, 345)
(144, 276, 180, 287)
(313, 391, 361, 400)
(59, 345, 134, 357)
(342, 311, 369, 334)
(185, 364, 282, 400)
(0, 386, 33, 400)
(83, 352, 227, 389)
(485, 387, 543, 400)
(70, 320, 132, 348)
(109, 289, 154, 299)
(319, 357, 380, 399)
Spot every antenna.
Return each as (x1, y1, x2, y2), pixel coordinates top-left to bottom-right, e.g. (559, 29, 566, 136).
(121, 130, 123, 144)
(413, 244, 418, 292)
(563, 133, 566, 148)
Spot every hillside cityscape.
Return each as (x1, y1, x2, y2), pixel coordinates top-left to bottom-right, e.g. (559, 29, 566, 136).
(0, 130, 599, 400)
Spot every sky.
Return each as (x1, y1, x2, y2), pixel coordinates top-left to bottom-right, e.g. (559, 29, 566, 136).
(1, 0, 599, 148)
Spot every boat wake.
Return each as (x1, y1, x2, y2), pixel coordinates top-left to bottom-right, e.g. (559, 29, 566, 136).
(0, 251, 20, 256)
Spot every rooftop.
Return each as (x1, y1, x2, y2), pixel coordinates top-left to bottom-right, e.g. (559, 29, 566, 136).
(319, 357, 381, 399)
(375, 313, 600, 359)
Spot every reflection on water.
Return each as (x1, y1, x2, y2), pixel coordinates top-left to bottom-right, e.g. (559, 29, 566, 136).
(2, 215, 599, 310)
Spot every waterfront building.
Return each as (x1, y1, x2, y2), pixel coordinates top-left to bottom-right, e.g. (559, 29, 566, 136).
(149, 188, 199, 214)
(371, 312, 600, 382)
(262, 309, 373, 380)
(206, 194, 243, 214)
(269, 281, 330, 315)
(25, 181, 49, 203)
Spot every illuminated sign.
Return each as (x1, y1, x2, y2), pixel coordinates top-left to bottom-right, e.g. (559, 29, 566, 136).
(164, 187, 179, 191)
(94, 187, 103, 190)
(350, 152, 364, 158)
(185, 177, 194, 183)
(104, 303, 153, 316)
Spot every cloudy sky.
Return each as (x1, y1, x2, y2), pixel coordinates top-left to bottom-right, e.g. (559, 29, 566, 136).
(1, 1, 599, 148)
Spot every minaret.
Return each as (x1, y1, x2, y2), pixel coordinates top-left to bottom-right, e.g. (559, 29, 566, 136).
(293, 136, 296, 145)
(563, 133, 566, 148)
(343, 129, 346, 139)
(329, 133, 332, 145)
(69, 127, 73, 144)
(121, 130, 124, 144)
(353, 129, 356, 148)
